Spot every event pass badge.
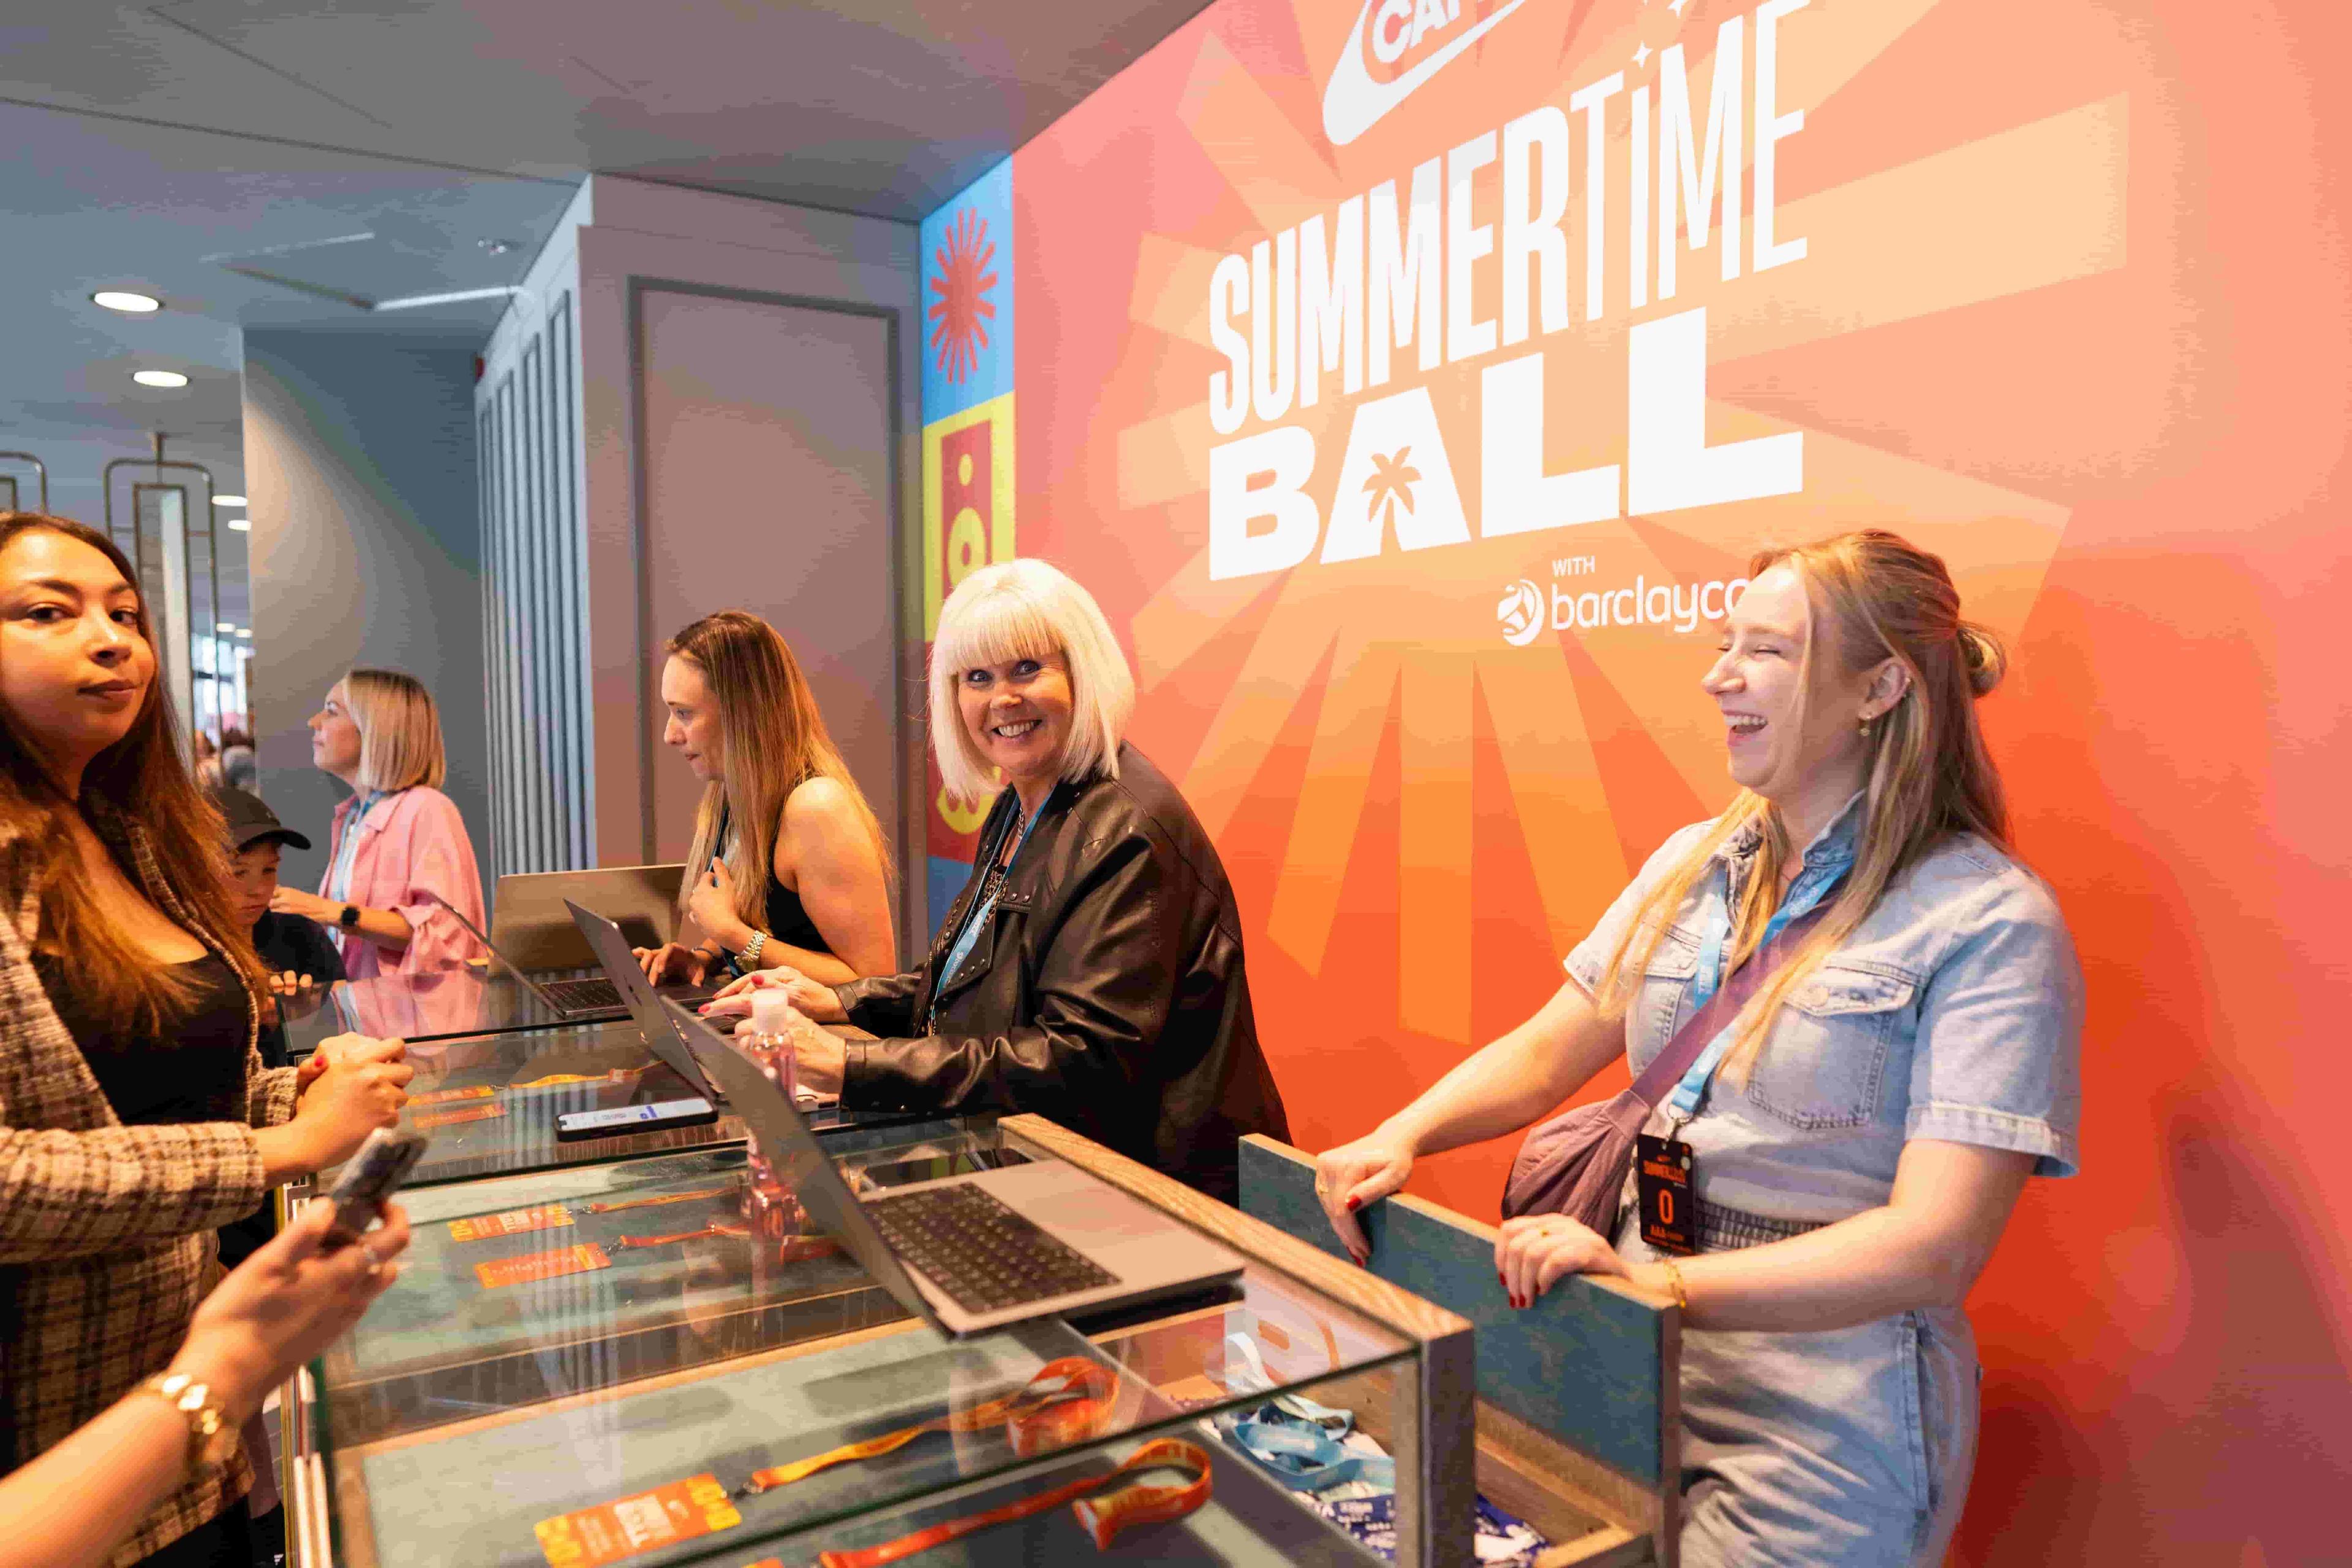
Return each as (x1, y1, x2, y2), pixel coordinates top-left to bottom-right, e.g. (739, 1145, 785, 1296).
(535, 1474, 738, 1568)
(1634, 1134, 1696, 1256)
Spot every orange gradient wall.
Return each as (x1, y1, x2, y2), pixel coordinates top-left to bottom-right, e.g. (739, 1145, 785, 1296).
(937, 0, 2349, 1555)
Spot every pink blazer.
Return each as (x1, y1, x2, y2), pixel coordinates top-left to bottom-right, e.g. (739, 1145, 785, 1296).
(318, 786, 488, 981)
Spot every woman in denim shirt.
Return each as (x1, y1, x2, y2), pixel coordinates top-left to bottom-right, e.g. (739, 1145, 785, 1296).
(1316, 530, 2082, 1567)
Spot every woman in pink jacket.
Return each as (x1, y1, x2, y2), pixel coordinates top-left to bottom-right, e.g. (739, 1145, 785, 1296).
(269, 668, 487, 981)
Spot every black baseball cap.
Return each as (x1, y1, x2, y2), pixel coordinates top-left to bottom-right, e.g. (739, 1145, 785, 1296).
(215, 787, 312, 854)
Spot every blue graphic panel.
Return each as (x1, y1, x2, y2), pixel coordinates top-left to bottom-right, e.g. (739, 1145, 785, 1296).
(919, 159, 1014, 423)
(927, 855, 976, 943)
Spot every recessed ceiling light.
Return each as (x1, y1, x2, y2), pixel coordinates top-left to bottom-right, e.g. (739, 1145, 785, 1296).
(235, 627, 252, 639)
(216, 621, 237, 633)
(212, 494, 246, 507)
(132, 369, 188, 388)
(226, 518, 251, 532)
(93, 290, 161, 314)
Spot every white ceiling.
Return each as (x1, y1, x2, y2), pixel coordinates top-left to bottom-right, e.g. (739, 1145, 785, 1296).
(1, 0, 1211, 529)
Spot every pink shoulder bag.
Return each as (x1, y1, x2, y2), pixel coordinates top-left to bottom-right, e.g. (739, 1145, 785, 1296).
(1499, 905, 1832, 1228)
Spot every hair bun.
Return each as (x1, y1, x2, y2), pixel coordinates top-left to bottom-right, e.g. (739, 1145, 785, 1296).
(1956, 623, 2006, 697)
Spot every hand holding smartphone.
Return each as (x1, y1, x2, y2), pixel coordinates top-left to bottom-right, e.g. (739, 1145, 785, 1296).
(320, 1128, 429, 1250)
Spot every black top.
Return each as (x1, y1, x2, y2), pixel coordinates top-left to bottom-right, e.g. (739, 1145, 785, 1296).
(714, 801, 834, 959)
(32, 953, 250, 1126)
(254, 910, 345, 985)
(761, 878, 830, 958)
(252, 910, 345, 1070)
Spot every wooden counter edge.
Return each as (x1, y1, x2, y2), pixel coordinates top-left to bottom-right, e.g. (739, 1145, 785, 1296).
(997, 1115, 1472, 1346)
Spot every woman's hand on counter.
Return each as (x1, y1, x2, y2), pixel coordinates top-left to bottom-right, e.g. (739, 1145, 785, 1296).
(784, 1008, 848, 1097)
(705, 966, 847, 1024)
(635, 942, 710, 987)
(296, 1033, 407, 1091)
(1311, 1131, 1418, 1265)
(1494, 1213, 1627, 1310)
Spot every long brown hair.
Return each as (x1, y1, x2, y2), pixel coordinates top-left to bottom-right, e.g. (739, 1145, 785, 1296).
(1594, 529, 2010, 1081)
(0, 513, 269, 1033)
(668, 611, 889, 931)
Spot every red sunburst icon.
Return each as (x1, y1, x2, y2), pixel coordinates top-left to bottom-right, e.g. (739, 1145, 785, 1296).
(929, 207, 998, 385)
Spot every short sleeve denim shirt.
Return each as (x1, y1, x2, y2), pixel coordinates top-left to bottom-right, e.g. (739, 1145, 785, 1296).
(1566, 799, 2083, 1224)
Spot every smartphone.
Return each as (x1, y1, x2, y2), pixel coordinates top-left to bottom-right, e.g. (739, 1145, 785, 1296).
(555, 1096, 719, 1142)
(320, 1127, 429, 1250)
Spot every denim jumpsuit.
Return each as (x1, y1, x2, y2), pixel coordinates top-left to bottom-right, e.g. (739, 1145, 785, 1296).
(1565, 799, 2082, 1567)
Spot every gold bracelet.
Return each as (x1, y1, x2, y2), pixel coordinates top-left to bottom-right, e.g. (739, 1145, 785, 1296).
(141, 1373, 234, 1475)
(1657, 1258, 1691, 1314)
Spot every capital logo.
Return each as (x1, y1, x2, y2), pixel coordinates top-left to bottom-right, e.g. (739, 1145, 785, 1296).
(1497, 579, 1545, 646)
(1322, 0, 1532, 147)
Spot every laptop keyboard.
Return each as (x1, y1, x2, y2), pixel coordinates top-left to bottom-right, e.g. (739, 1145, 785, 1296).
(537, 977, 622, 1014)
(863, 1183, 1120, 1316)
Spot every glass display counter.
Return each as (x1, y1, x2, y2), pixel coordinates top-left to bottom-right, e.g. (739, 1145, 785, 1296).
(314, 1019, 945, 1188)
(285, 962, 568, 1056)
(289, 1118, 1477, 1568)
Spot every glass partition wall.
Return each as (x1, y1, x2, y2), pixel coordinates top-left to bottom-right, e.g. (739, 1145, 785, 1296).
(104, 437, 251, 763)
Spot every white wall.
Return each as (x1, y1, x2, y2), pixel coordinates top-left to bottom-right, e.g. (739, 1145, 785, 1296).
(243, 330, 488, 892)
(636, 290, 899, 866)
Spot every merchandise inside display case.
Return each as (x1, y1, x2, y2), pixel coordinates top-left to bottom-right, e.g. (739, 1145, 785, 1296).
(298, 1123, 1444, 1568)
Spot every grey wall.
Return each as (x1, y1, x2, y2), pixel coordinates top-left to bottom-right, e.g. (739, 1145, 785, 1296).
(243, 330, 487, 895)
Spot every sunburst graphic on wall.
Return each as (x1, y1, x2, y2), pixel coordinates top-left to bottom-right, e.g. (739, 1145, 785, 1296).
(929, 207, 998, 384)
(1094, 0, 2170, 1042)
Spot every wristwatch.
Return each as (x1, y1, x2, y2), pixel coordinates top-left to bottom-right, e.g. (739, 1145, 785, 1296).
(339, 903, 361, 929)
(141, 1372, 238, 1475)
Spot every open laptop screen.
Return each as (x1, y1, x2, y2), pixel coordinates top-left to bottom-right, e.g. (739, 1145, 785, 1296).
(565, 902, 722, 1104)
(658, 998, 941, 1335)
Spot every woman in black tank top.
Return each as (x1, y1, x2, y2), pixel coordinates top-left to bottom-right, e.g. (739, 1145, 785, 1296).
(633, 611, 897, 989)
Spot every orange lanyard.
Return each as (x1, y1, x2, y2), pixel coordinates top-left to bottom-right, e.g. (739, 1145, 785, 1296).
(737, 1357, 1117, 1498)
(815, 1438, 1212, 1568)
(604, 1221, 837, 1265)
(581, 1186, 736, 1215)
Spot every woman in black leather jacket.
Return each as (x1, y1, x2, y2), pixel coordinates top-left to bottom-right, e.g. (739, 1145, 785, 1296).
(706, 559, 1288, 1203)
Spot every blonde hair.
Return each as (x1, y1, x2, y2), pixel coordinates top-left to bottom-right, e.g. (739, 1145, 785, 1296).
(1594, 529, 2010, 1083)
(929, 559, 1136, 805)
(342, 669, 448, 792)
(667, 611, 889, 932)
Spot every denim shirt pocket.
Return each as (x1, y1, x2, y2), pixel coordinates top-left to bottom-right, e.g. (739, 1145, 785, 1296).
(1634, 923, 1703, 1062)
(1743, 961, 1915, 1130)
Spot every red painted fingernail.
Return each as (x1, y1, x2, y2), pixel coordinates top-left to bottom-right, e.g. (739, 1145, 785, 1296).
(1345, 1196, 1360, 1212)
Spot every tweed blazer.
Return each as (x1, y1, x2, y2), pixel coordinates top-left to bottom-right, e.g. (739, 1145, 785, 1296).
(0, 802, 299, 1566)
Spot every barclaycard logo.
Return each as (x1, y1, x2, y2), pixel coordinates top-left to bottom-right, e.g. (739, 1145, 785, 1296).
(1497, 579, 1545, 646)
(1322, 0, 1534, 146)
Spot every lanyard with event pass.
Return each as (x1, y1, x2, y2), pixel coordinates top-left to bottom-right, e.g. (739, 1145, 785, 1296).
(1635, 856, 1849, 1257)
(927, 801, 1041, 1035)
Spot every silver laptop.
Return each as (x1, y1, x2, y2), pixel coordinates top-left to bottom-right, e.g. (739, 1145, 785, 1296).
(564, 900, 732, 1102)
(425, 890, 721, 1023)
(492, 865, 686, 971)
(658, 998, 1246, 1338)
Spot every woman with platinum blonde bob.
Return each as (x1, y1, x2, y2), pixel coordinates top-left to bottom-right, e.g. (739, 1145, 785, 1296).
(1315, 530, 2081, 1567)
(272, 668, 488, 980)
(708, 558, 1289, 1202)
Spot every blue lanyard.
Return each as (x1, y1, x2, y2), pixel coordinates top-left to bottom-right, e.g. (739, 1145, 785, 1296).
(1661, 846, 1851, 1123)
(932, 800, 1042, 1014)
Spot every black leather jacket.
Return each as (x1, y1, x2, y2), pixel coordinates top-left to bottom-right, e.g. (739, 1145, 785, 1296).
(834, 745, 1289, 1204)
